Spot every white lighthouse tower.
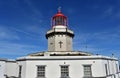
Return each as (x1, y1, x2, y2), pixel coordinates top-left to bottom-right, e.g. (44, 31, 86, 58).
(46, 8, 74, 51)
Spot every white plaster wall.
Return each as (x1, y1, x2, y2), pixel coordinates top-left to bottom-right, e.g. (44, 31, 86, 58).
(48, 35, 55, 51)
(48, 34, 71, 51)
(55, 34, 67, 51)
(0, 61, 6, 78)
(6, 61, 18, 77)
(17, 61, 27, 78)
(18, 57, 118, 78)
(109, 60, 115, 75)
(109, 60, 118, 74)
(47, 26, 74, 51)
(66, 35, 72, 51)
(99, 59, 119, 77)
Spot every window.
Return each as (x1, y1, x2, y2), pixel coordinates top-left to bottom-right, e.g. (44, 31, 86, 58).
(60, 65, 69, 78)
(83, 65, 92, 77)
(37, 65, 46, 78)
(19, 66, 22, 78)
(116, 64, 118, 73)
(105, 64, 108, 75)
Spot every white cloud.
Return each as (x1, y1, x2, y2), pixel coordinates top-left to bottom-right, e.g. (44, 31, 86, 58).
(103, 7, 114, 17)
(0, 41, 41, 56)
(22, 25, 47, 35)
(0, 26, 20, 40)
(75, 26, 120, 44)
(102, 6, 120, 19)
(0, 25, 47, 59)
(9, 25, 48, 42)
(73, 26, 120, 56)
(93, 26, 120, 42)
(66, 8, 76, 15)
(24, 0, 42, 16)
(114, 11, 120, 18)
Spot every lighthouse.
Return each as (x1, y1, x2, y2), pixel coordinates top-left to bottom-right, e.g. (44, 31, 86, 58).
(0, 8, 119, 78)
(46, 8, 74, 51)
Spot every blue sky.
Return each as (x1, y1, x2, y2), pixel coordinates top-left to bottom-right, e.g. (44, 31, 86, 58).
(0, 0, 120, 59)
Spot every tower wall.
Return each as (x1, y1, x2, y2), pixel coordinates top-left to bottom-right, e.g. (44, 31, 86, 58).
(48, 35, 55, 51)
(54, 34, 67, 51)
(47, 27, 74, 51)
(66, 35, 73, 51)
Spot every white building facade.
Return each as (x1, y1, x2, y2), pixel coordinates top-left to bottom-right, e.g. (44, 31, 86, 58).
(17, 53, 120, 78)
(0, 59, 18, 78)
(0, 9, 120, 78)
(0, 59, 6, 78)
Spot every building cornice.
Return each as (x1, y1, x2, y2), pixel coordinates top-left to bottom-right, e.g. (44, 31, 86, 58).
(46, 28, 74, 39)
(16, 55, 118, 61)
(0, 58, 6, 61)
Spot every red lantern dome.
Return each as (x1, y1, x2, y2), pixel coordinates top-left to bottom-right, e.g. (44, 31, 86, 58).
(52, 8, 68, 27)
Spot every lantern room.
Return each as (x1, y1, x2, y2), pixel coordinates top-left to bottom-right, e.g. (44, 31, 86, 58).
(52, 8, 68, 27)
